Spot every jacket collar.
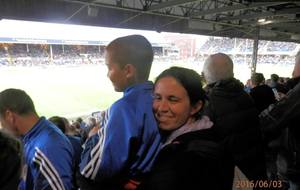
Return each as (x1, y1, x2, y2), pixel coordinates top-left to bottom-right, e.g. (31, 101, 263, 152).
(22, 117, 46, 142)
(124, 81, 153, 96)
(162, 116, 213, 147)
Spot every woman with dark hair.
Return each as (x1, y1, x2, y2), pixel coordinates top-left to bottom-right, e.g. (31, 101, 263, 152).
(137, 67, 226, 190)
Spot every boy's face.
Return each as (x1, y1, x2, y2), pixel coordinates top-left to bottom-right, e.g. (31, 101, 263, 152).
(105, 52, 129, 92)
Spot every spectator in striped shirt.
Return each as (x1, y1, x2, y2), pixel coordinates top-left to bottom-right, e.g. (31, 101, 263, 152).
(0, 88, 75, 190)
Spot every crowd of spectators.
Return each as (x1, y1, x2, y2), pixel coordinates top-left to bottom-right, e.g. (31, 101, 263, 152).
(199, 37, 298, 55)
(267, 41, 297, 52)
(1, 34, 300, 190)
(199, 37, 235, 53)
(194, 53, 295, 65)
(0, 39, 299, 67)
(0, 44, 105, 66)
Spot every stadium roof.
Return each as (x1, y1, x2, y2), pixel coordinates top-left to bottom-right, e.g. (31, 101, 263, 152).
(0, 19, 171, 46)
(1, 0, 300, 43)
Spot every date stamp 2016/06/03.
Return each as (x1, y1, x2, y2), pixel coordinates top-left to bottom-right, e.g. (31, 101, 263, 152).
(235, 180, 283, 189)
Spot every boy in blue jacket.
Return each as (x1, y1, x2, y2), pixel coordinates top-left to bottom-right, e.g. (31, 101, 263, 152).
(79, 35, 161, 190)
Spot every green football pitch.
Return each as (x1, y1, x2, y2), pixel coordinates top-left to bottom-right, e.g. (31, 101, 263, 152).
(0, 61, 293, 119)
(0, 61, 190, 118)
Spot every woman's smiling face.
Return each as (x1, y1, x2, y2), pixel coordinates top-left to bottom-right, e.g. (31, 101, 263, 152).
(153, 76, 194, 131)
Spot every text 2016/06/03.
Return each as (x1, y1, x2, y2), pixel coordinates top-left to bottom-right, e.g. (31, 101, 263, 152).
(235, 180, 283, 189)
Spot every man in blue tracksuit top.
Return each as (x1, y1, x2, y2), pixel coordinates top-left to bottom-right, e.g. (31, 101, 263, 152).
(0, 89, 74, 190)
(79, 35, 162, 190)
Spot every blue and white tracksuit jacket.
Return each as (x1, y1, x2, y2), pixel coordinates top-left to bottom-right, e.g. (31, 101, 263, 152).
(20, 117, 74, 190)
(80, 82, 162, 183)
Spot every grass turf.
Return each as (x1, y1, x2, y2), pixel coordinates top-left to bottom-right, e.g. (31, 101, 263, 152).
(0, 61, 293, 118)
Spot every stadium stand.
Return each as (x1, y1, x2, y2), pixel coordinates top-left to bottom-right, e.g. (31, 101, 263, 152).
(196, 37, 299, 66)
(1, 36, 299, 67)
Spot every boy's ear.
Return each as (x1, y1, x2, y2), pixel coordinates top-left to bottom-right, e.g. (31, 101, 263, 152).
(124, 64, 136, 78)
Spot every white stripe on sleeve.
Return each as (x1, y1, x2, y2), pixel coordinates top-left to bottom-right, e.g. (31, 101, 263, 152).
(81, 108, 109, 179)
(33, 147, 65, 190)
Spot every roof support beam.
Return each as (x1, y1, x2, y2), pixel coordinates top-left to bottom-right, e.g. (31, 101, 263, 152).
(148, 0, 200, 11)
(191, 2, 289, 17)
(65, 4, 87, 21)
(220, 7, 300, 21)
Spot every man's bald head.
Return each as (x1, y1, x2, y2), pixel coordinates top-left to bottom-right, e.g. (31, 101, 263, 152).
(292, 50, 300, 78)
(202, 53, 234, 84)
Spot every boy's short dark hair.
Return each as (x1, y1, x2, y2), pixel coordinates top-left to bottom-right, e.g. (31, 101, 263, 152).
(105, 35, 154, 81)
(0, 88, 37, 116)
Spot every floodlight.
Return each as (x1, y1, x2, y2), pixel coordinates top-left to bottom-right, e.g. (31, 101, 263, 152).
(258, 18, 266, 23)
